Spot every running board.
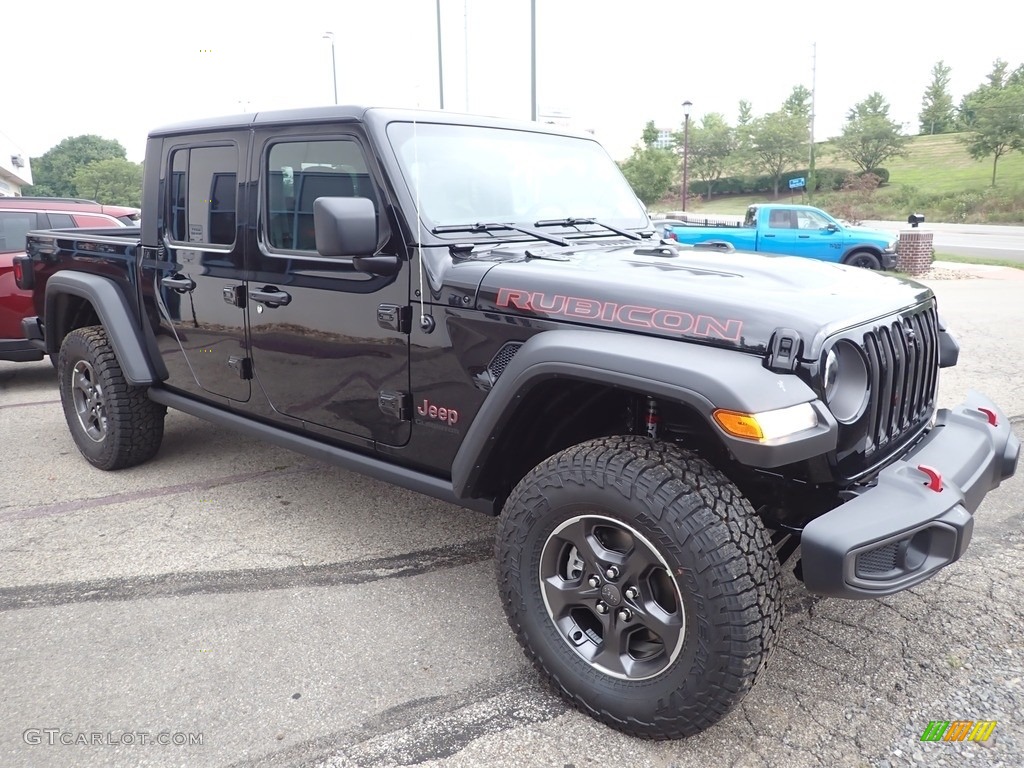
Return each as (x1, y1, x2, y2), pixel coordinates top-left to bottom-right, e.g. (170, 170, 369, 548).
(147, 388, 497, 516)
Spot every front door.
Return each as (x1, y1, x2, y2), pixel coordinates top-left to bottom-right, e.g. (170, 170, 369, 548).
(149, 137, 250, 401)
(244, 129, 410, 448)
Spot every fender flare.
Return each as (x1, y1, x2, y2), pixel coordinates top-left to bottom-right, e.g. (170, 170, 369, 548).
(451, 329, 837, 499)
(45, 271, 160, 386)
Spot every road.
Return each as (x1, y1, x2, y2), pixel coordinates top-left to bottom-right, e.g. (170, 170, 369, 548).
(1, 272, 1022, 768)
(864, 221, 1024, 263)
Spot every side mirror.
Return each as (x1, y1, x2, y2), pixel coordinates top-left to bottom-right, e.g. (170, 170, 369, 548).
(313, 197, 377, 258)
(825, 223, 840, 232)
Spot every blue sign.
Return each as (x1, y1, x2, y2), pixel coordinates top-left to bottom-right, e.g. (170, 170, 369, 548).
(788, 177, 806, 189)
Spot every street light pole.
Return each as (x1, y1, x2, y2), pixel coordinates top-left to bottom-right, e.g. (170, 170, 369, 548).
(323, 32, 338, 105)
(681, 100, 692, 213)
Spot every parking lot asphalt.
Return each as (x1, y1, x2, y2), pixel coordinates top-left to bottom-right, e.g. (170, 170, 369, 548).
(1, 271, 1021, 768)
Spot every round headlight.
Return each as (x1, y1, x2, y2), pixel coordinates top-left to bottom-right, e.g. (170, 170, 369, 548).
(822, 341, 869, 424)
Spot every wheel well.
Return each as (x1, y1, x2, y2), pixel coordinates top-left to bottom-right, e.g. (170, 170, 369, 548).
(49, 293, 100, 352)
(471, 380, 730, 507)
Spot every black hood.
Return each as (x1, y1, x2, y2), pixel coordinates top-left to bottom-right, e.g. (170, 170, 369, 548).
(466, 241, 933, 358)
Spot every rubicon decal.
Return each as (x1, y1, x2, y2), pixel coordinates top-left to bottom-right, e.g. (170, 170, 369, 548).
(495, 288, 743, 342)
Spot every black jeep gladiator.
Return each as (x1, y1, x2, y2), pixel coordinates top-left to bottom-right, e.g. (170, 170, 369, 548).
(16, 106, 1019, 740)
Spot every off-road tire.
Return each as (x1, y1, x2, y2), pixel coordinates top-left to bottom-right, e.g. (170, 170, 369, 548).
(58, 326, 165, 470)
(497, 435, 782, 739)
(843, 250, 881, 270)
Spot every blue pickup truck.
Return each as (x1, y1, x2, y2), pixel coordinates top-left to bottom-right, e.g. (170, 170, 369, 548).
(665, 204, 898, 270)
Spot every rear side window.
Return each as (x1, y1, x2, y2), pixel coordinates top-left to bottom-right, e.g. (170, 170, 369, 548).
(0, 211, 38, 253)
(47, 213, 75, 229)
(72, 214, 118, 228)
(265, 139, 378, 252)
(168, 145, 238, 246)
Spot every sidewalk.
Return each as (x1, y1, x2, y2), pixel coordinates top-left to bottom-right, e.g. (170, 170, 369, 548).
(921, 260, 1024, 281)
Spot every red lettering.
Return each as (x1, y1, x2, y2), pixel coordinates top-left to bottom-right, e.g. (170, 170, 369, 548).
(565, 298, 602, 319)
(695, 316, 743, 341)
(652, 309, 694, 332)
(530, 292, 567, 313)
(496, 288, 532, 310)
(616, 305, 653, 328)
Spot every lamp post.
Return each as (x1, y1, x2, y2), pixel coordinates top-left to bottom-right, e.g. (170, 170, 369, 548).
(323, 32, 338, 105)
(681, 100, 692, 213)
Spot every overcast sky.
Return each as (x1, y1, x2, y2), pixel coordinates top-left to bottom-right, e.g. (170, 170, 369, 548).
(5, 0, 1020, 166)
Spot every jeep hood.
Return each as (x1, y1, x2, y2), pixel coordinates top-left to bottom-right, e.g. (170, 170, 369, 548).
(472, 242, 933, 358)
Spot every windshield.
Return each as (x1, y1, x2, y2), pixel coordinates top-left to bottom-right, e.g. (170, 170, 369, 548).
(386, 122, 648, 231)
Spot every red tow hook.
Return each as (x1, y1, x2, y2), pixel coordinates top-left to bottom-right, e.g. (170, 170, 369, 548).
(978, 407, 998, 427)
(917, 465, 943, 492)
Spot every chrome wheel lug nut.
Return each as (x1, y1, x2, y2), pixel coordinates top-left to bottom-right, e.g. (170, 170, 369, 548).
(588, 575, 601, 588)
(604, 565, 620, 580)
(595, 602, 608, 615)
(624, 587, 638, 600)
(617, 608, 632, 622)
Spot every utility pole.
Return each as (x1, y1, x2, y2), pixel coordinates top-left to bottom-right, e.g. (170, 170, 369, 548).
(436, 0, 444, 108)
(808, 42, 817, 203)
(530, 0, 537, 121)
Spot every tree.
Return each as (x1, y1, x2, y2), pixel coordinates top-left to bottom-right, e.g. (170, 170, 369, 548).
(640, 120, 661, 149)
(959, 82, 1024, 186)
(619, 145, 678, 206)
(72, 158, 143, 207)
(782, 85, 812, 119)
(732, 100, 756, 172)
(847, 91, 891, 121)
(919, 60, 956, 134)
(25, 135, 127, 198)
(749, 110, 807, 197)
(834, 93, 908, 172)
(676, 113, 734, 199)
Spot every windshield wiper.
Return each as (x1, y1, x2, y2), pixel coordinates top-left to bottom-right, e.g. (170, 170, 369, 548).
(533, 217, 642, 241)
(432, 222, 569, 247)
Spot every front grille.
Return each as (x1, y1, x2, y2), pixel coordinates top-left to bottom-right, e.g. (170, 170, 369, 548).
(860, 306, 939, 459)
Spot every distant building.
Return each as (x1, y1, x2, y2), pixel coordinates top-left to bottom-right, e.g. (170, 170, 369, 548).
(652, 129, 674, 150)
(0, 131, 32, 196)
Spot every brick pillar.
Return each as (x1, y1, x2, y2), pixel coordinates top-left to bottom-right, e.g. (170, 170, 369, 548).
(896, 230, 933, 276)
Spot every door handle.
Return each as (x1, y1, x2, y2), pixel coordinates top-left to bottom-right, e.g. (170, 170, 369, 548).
(763, 234, 776, 238)
(161, 274, 195, 292)
(248, 287, 292, 308)
(798, 235, 810, 239)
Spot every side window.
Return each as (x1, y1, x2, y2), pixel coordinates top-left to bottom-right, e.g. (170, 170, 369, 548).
(265, 139, 377, 252)
(167, 145, 237, 246)
(47, 213, 75, 229)
(72, 214, 117, 228)
(0, 211, 38, 253)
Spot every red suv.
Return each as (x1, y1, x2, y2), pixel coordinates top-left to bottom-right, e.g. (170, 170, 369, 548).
(1, 198, 140, 362)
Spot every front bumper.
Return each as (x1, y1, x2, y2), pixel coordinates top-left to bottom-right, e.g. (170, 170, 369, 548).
(800, 391, 1019, 598)
(880, 250, 896, 270)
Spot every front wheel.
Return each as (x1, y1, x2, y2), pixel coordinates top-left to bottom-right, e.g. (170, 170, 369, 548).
(58, 326, 166, 470)
(843, 250, 881, 270)
(497, 436, 782, 739)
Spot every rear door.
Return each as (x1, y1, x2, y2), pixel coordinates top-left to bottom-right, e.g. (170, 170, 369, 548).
(243, 127, 411, 448)
(147, 134, 251, 401)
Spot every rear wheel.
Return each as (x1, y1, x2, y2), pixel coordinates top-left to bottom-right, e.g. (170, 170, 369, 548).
(843, 250, 881, 270)
(58, 326, 165, 470)
(497, 436, 782, 739)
